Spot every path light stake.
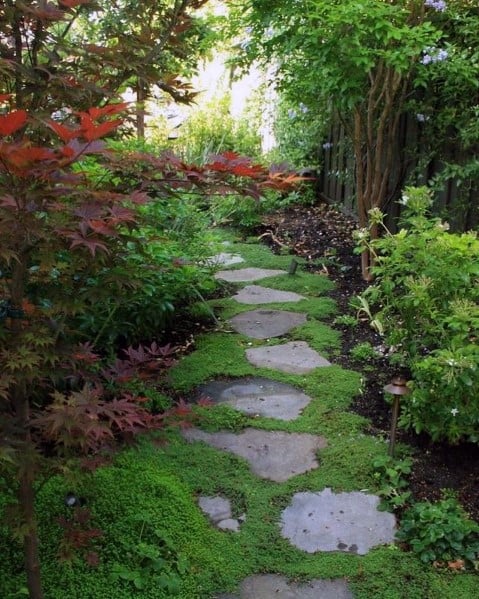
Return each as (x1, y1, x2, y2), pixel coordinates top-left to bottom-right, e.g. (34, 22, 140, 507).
(288, 258, 298, 275)
(383, 376, 410, 457)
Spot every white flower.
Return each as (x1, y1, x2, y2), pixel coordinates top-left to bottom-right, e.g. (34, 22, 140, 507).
(451, 408, 459, 417)
(399, 194, 409, 206)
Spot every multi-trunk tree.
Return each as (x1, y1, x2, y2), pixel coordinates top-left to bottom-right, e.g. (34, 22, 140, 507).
(234, 0, 478, 279)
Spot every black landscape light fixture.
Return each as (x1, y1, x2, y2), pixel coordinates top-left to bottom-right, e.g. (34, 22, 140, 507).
(288, 258, 299, 275)
(383, 376, 410, 457)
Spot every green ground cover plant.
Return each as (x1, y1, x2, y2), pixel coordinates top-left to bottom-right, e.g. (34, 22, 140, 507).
(396, 497, 479, 566)
(372, 455, 413, 511)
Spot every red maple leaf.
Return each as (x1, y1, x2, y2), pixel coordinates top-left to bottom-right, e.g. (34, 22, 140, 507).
(49, 121, 79, 143)
(83, 119, 122, 141)
(87, 103, 129, 119)
(0, 110, 28, 136)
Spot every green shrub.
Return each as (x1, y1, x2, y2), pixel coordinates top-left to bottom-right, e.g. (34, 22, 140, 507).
(350, 341, 379, 362)
(168, 94, 261, 164)
(396, 498, 479, 566)
(372, 455, 413, 511)
(266, 96, 326, 169)
(357, 186, 479, 443)
(333, 314, 358, 328)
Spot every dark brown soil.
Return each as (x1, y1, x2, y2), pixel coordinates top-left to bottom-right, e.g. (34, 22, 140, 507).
(258, 202, 479, 523)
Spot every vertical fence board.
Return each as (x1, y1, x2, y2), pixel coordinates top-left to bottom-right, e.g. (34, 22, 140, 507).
(317, 114, 479, 231)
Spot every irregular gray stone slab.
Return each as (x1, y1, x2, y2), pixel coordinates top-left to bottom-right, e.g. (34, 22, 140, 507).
(217, 518, 240, 532)
(182, 428, 327, 482)
(281, 488, 396, 555)
(198, 496, 232, 524)
(215, 267, 287, 282)
(233, 285, 305, 305)
(216, 575, 354, 599)
(246, 341, 331, 374)
(207, 252, 245, 267)
(198, 496, 244, 532)
(229, 309, 307, 339)
(198, 377, 312, 421)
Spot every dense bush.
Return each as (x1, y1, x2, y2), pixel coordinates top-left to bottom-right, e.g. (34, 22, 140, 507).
(357, 186, 479, 443)
(68, 142, 225, 350)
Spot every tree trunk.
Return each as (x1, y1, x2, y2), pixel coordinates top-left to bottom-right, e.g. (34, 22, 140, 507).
(10, 258, 44, 599)
(136, 79, 146, 140)
(19, 454, 44, 599)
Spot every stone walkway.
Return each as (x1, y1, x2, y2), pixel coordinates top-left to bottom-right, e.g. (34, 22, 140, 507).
(183, 255, 396, 598)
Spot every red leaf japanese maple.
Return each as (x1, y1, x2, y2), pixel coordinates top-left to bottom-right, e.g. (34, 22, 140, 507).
(0, 110, 28, 136)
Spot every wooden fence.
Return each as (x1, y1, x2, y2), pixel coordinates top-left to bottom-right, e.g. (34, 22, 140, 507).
(316, 114, 479, 232)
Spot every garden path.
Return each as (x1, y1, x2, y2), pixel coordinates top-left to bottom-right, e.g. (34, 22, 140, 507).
(182, 252, 396, 598)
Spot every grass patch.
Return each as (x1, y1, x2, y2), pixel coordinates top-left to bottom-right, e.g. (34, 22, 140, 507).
(168, 332, 254, 392)
(214, 295, 337, 321)
(259, 271, 334, 295)
(221, 240, 294, 270)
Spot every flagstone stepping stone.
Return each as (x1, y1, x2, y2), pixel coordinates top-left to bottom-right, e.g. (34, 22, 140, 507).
(232, 285, 305, 304)
(246, 341, 331, 374)
(216, 574, 354, 599)
(280, 488, 396, 555)
(182, 428, 327, 482)
(197, 377, 312, 421)
(207, 252, 245, 267)
(215, 267, 287, 282)
(229, 309, 307, 339)
(198, 496, 245, 532)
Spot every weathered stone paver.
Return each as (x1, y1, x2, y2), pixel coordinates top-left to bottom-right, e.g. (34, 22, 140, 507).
(215, 267, 287, 282)
(246, 341, 331, 374)
(281, 488, 396, 555)
(198, 496, 245, 532)
(232, 284, 305, 304)
(216, 574, 354, 599)
(182, 428, 327, 482)
(197, 377, 312, 421)
(207, 252, 245, 267)
(229, 309, 307, 339)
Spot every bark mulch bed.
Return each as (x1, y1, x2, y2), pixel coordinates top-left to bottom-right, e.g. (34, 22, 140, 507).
(258, 202, 479, 523)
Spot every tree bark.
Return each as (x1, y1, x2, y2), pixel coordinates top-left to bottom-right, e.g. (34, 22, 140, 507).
(19, 448, 44, 599)
(10, 258, 44, 599)
(136, 78, 146, 140)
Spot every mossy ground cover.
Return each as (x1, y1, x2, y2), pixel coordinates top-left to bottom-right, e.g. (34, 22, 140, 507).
(1, 235, 477, 598)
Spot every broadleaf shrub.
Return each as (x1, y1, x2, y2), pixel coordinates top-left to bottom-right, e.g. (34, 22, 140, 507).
(396, 498, 479, 566)
(356, 186, 479, 443)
